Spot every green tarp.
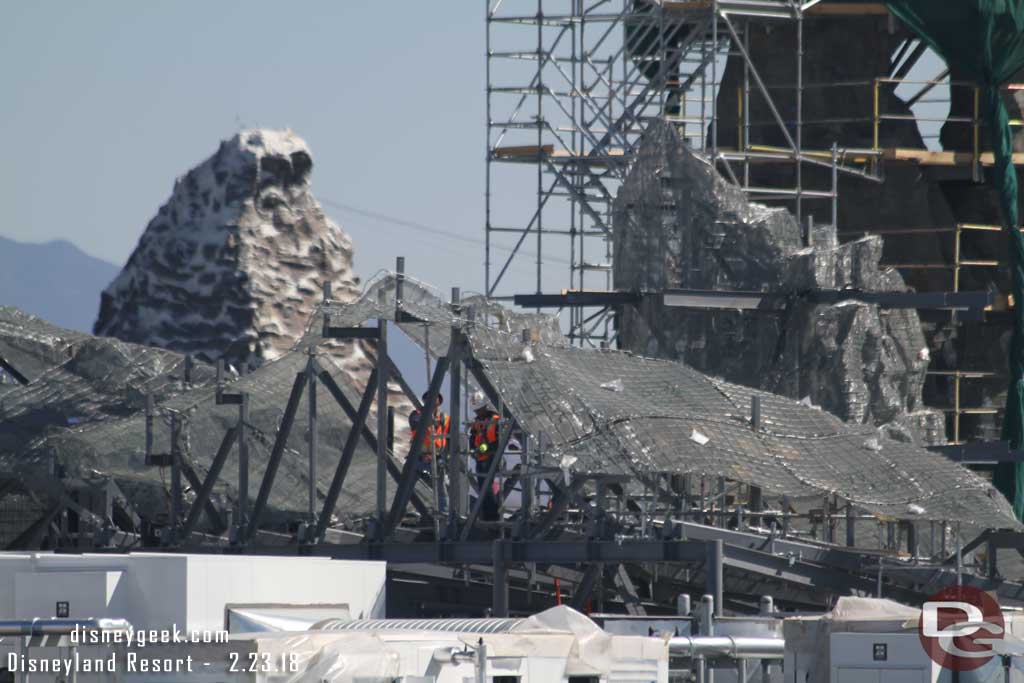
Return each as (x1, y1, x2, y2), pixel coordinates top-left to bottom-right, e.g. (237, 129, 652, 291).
(885, 0, 1024, 519)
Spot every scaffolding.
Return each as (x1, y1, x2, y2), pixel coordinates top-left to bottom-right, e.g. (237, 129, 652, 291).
(484, 0, 897, 345)
(486, 2, 1024, 452)
(839, 75, 1024, 445)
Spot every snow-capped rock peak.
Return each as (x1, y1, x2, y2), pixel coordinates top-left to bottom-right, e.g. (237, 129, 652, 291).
(94, 128, 358, 367)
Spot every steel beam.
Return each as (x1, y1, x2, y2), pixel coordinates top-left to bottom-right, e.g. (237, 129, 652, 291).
(460, 418, 518, 540)
(323, 326, 381, 340)
(493, 539, 509, 617)
(387, 355, 451, 534)
(0, 354, 29, 385)
(169, 415, 182, 541)
(180, 458, 228, 537)
(569, 562, 604, 611)
(315, 363, 430, 518)
(245, 372, 308, 542)
(302, 539, 707, 565)
(931, 441, 1024, 464)
(314, 369, 379, 541)
(448, 299, 464, 521)
(531, 477, 589, 539)
(662, 288, 994, 311)
(514, 288, 996, 313)
(307, 350, 318, 524)
(613, 564, 647, 616)
(513, 291, 643, 308)
(707, 540, 724, 617)
(180, 426, 238, 540)
(7, 501, 65, 550)
(376, 319, 389, 535)
(238, 393, 249, 531)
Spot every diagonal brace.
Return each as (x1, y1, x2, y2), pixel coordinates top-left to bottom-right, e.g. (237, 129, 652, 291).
(532, 477, 589, 539)
(386, 356, 451, 534)
(314, 369, 379, 540)
(246, 372, 307, 542)
(181, 426, 238, 540)
(459, 417, 517, 541)
(315, 363, 430, 518)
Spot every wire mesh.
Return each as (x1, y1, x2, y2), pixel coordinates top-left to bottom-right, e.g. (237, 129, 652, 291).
(1, 271, 1019, 534)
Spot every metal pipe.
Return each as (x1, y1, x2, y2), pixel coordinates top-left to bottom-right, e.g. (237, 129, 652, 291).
(0, 618, 131, 636)
(795, 5, 803, 226)
(677, 594, 692, 616)
(669, 636, 785, 659)
(711, 0, 718, 161)
(485, 0, 492, 296)
(831, 142, 838, 230)
(476, 638, 487, 683)
(536, 0, 543, 297)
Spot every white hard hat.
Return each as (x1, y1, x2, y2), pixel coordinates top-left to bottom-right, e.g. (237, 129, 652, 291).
(471, 390, 489, 412)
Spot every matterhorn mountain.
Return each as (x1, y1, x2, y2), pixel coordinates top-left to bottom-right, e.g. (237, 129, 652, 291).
(95, 129, 360, 369)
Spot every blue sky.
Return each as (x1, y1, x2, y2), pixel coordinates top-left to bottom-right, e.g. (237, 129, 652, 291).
(1, 2, 948, 301)
(0, 1, 543, 297)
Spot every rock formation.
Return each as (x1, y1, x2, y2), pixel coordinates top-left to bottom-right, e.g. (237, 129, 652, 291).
(614, 121, 943, 444)
(95, 129, 361, 369)
(704, 13, 1024, 443)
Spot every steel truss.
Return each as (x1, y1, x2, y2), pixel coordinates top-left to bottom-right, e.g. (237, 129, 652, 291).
(8, 257, 1024, 618)
(485, 0, 881, 346)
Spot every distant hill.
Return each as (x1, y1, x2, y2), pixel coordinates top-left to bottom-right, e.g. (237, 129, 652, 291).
(0, 236, 119, 333)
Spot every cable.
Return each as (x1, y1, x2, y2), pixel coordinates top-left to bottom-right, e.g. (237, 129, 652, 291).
(320, 198, 573, 267)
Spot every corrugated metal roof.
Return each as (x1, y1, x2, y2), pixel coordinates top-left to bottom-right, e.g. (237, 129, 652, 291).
(315, 617, 524, 634)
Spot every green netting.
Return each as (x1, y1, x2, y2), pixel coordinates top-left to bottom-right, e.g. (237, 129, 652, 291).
(885, 0, 1024, 518)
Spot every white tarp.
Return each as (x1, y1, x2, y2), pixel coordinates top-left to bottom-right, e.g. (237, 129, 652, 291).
(784, 596, 922, 682)
(512, 605, 666, 679)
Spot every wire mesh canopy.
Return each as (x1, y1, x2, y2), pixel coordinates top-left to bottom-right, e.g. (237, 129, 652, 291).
(0, 304, 408, 529)
(0, 271, 1019, 533)
(316, 274, 1019, 531)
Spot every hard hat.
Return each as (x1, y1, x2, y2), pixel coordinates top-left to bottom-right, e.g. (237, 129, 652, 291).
(471, 391, 489, 412)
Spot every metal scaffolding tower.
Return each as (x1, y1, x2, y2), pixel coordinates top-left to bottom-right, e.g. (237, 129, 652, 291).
(485, 0, 880, 345)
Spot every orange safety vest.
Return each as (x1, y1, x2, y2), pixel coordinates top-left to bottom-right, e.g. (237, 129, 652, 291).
(412, 410, 450, 461)
(470, 413, 501, 461)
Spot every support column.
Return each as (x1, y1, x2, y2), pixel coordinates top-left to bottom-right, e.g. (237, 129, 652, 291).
(492, 539, 509, 617)
(749, 396, 763, 514)
(237, 393, 249, 537)
(449, 287, 464, 522)
(706, 540, 723, 618)
(169, 414, 182, 544)
(845, 501, 855, 548)
(376, 318, 389, 538)
(307, 347, 318, 527)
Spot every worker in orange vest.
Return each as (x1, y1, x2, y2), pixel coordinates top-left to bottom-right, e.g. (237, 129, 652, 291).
(469, 395, 501, 521)
(409, 392, 451, 515)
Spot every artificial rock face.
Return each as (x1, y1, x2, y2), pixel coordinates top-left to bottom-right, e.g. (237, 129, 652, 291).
(95, 129, 361, 368)
(614, 122, 944, 444)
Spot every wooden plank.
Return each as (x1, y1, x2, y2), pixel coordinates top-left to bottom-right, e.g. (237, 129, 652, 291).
(663, 0, 886, 15)
(882, 148, 1024, 166)
(805, 3, 888, 16)
(492, 144, 554, 158)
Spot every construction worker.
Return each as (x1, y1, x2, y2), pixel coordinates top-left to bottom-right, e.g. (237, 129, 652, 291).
(409, 392, 451, 515)
(469, 394, 501, 521)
